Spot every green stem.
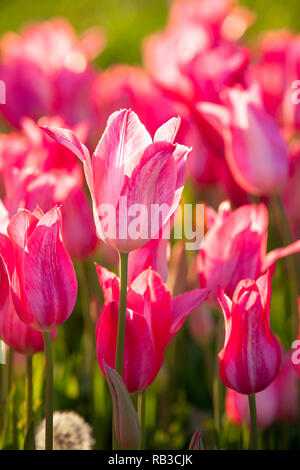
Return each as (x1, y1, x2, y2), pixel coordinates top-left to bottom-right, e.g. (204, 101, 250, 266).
(273, 194, 299, 336)
(213, 314, 224, 449)
(43, 332, 53, 450)
(137, 390, 146, 449)
(26, 355, 33, 430)
(76, 261, 95, 425)
(248, 393, 258, 450)
(115, 252, 129, 377)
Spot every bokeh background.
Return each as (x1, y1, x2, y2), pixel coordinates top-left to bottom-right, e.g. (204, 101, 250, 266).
(0, 0, 300, 451)
(0, 0, 299, 68)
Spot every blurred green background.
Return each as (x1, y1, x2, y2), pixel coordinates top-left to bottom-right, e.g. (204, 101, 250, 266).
(0, 0, 299, 68)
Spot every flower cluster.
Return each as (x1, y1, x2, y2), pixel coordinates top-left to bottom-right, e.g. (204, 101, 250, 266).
(0, 0, 300, 452)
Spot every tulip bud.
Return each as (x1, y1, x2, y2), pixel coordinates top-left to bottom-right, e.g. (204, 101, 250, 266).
(218, 271, 281, 394)
(198, 84, 289, 195)
(188, 430, 203, 450)
(0, 206, 77, 331)
(104, 363, 142, 450)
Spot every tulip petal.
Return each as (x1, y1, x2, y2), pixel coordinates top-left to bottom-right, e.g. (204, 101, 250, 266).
(170, 288, 209, 340)
(154, 117, 181, 143)
(263, 240, 300, 272)
(95, 263, 120, 304)
(93, 109, 152, 209)
(22, 207, 77, 330)
(40, 126, 90, 163)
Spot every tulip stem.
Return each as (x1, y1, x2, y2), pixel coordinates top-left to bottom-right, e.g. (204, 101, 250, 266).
(137, 390, 146, 449)
(26, 355, 33, 430)
(273, 194, 299, 336)
(115, 252, 129, 377)
(43, 332, 53, 450)
(248, 393, 258, 450)
(213, 314, 224, 448)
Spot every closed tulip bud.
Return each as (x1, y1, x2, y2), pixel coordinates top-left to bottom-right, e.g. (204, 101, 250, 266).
(198, 83, 289, 195)
(218, 271, 281, 394)
(188, 430, 203, 450)
(0, 206, 77, 331)
(104, 363, 142, 450)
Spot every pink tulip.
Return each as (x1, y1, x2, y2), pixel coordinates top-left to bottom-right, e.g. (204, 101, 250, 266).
(0, 19, 104, 129)
(218, 271, 281, 394)
(0, 206, 77, 331)
(226, 354, 298, 428)
(252, 30, 292, 121)
(197, 84, 289, 195)
(197, 201, 300, 301)
(0, 258, 57, 354)
(95, 65, 216, 185)
(95, 265, 209, 393)
(42, 109, 190, 252)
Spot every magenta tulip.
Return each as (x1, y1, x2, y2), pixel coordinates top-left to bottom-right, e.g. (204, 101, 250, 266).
(197, 84, 289, 195)
(95, 264, 209, 393)
(197, 201, 300, 302)
(218, 271, 281, 394)
(0, 206, 77, 331)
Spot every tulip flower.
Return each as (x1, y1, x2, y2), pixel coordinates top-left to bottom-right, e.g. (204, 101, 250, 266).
(42, 109, 190, 253)
(197, 84, 289, 195)
(0, 206, 77, 331)
(0, 205, 77, 450)
(96, 265, 209, 393)
(252, 30, 292, 120)
(0, 19, 105, 130)
(218, 271, 281, 394)
(104, 363, 142, 450)
(218, 271, 281, 449)
(197, 201, 300, 302)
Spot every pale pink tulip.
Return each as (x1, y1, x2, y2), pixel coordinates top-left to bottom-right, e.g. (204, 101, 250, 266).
(42, 109, 190, 252)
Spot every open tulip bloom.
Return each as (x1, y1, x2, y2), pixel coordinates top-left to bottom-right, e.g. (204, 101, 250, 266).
(197, 201, 300, 302)
(41, 108, 191, 252)
(96, 264, 209, 393)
